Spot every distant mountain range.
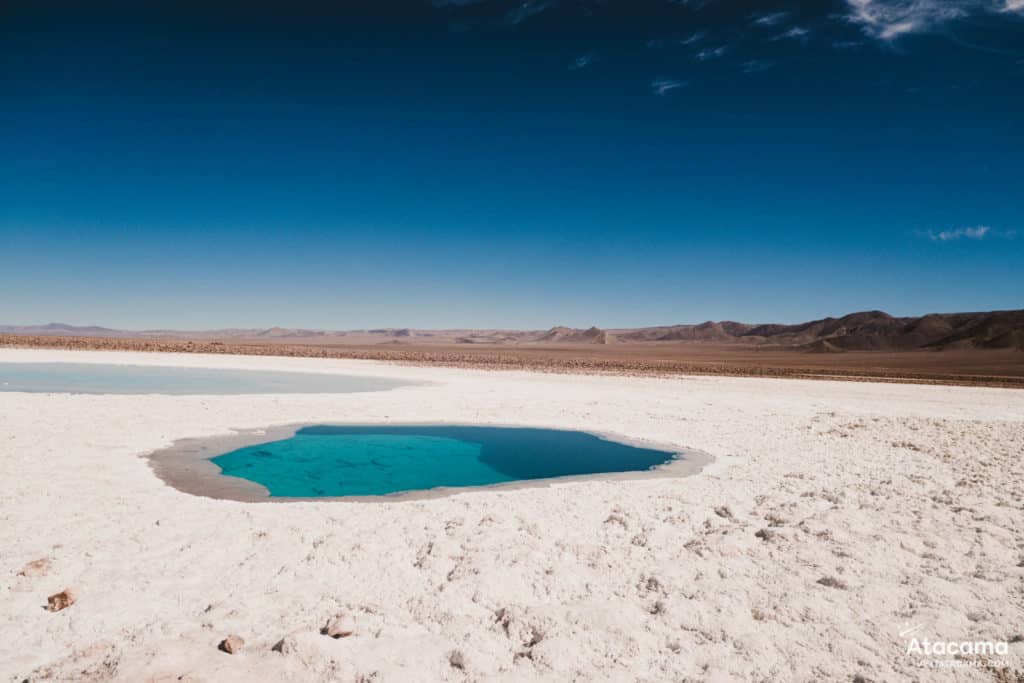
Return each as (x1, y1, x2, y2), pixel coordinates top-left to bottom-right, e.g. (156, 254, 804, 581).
(611, 310, 1024, 351)
(2, 309, 1023, 351)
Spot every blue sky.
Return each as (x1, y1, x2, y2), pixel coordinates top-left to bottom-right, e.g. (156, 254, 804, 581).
(1, 0, 1022, 329)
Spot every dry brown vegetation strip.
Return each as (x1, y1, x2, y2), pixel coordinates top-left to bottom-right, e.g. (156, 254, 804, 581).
(2, 334, 1022, 388)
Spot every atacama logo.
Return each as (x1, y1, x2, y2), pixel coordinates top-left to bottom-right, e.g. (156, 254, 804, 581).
(900, 624, 1011, 669)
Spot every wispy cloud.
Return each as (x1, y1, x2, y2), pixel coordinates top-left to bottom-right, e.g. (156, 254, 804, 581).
(696, 45, 728, 61)
(773, 26, 811, 41)
(930, 225, 990, 241)
(752, 11, 789, 27)
(680, 31, 706, 46)
(845, 0, 964, 39)
(568, 54, 595, 70)
(920, 225, 1017, 241)
(741, 59, 775, 74)
(651, 78, 687, 95)
(843, 0, 1022, 41)
(507, 0, 554, 25)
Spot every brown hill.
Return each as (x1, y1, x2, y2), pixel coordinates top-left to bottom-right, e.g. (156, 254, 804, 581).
(618, 320, 753, 342)
(590, 310, 1024, 351)
(923, 310, 1024, 350)
(802, 339, 846, 353)
(253, 327, 326, 338)
(745, 310, 1024, 351)
(534, 326, 608, 344)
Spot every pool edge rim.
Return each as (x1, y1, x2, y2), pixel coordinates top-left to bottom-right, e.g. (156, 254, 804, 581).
(143, 421, 716, 504)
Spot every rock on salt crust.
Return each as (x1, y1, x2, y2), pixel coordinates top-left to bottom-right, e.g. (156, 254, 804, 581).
(0, 348, 1021, 681)
(46, 589, 76, 612)
(323, 613, 356, 638)
(219, 635, 245, 654)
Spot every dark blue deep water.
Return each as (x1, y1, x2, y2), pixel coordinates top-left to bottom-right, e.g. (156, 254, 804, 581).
(211, 425, 677, 497)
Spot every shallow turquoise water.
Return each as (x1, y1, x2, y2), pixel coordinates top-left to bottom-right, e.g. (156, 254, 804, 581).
(0, 362, 415, 395)
(211, 425, 677, 497)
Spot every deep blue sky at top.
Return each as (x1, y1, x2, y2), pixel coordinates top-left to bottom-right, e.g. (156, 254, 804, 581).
(1, 0, 1022, 329)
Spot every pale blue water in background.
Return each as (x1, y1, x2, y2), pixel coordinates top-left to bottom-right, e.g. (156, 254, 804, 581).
(212, 425, 677, 497)
(0, 362, 416, 395)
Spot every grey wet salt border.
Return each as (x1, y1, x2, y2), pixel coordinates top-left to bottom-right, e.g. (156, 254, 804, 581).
(145, 422, 714, 503)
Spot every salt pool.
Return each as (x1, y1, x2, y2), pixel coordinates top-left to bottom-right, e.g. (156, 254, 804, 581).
(151, 424, 695, 500)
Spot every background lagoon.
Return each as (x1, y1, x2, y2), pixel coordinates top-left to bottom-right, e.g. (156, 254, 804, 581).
(0, 362, 416, 395)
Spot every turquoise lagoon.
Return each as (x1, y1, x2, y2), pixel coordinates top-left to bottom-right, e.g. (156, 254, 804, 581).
(211, 425, 678, 497)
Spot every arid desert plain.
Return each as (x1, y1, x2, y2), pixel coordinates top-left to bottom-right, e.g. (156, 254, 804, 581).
(1, 347, 1022, 682)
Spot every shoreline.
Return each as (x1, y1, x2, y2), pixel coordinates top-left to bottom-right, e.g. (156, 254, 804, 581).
(145, 422, 715, 503)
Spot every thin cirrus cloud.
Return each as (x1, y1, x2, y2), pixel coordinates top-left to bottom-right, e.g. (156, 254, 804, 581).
(844, 0, 1024, 41)
(695, 45, 728, 60)
(650, 78, 687, 95)
(921, 225, 1018, 241)
(773, 26, 811, 40)
(741, 59, 775, 73)
(507, 0, 554, 24)
(568, 54, 595, 70)
(751, 11, 789, 27)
